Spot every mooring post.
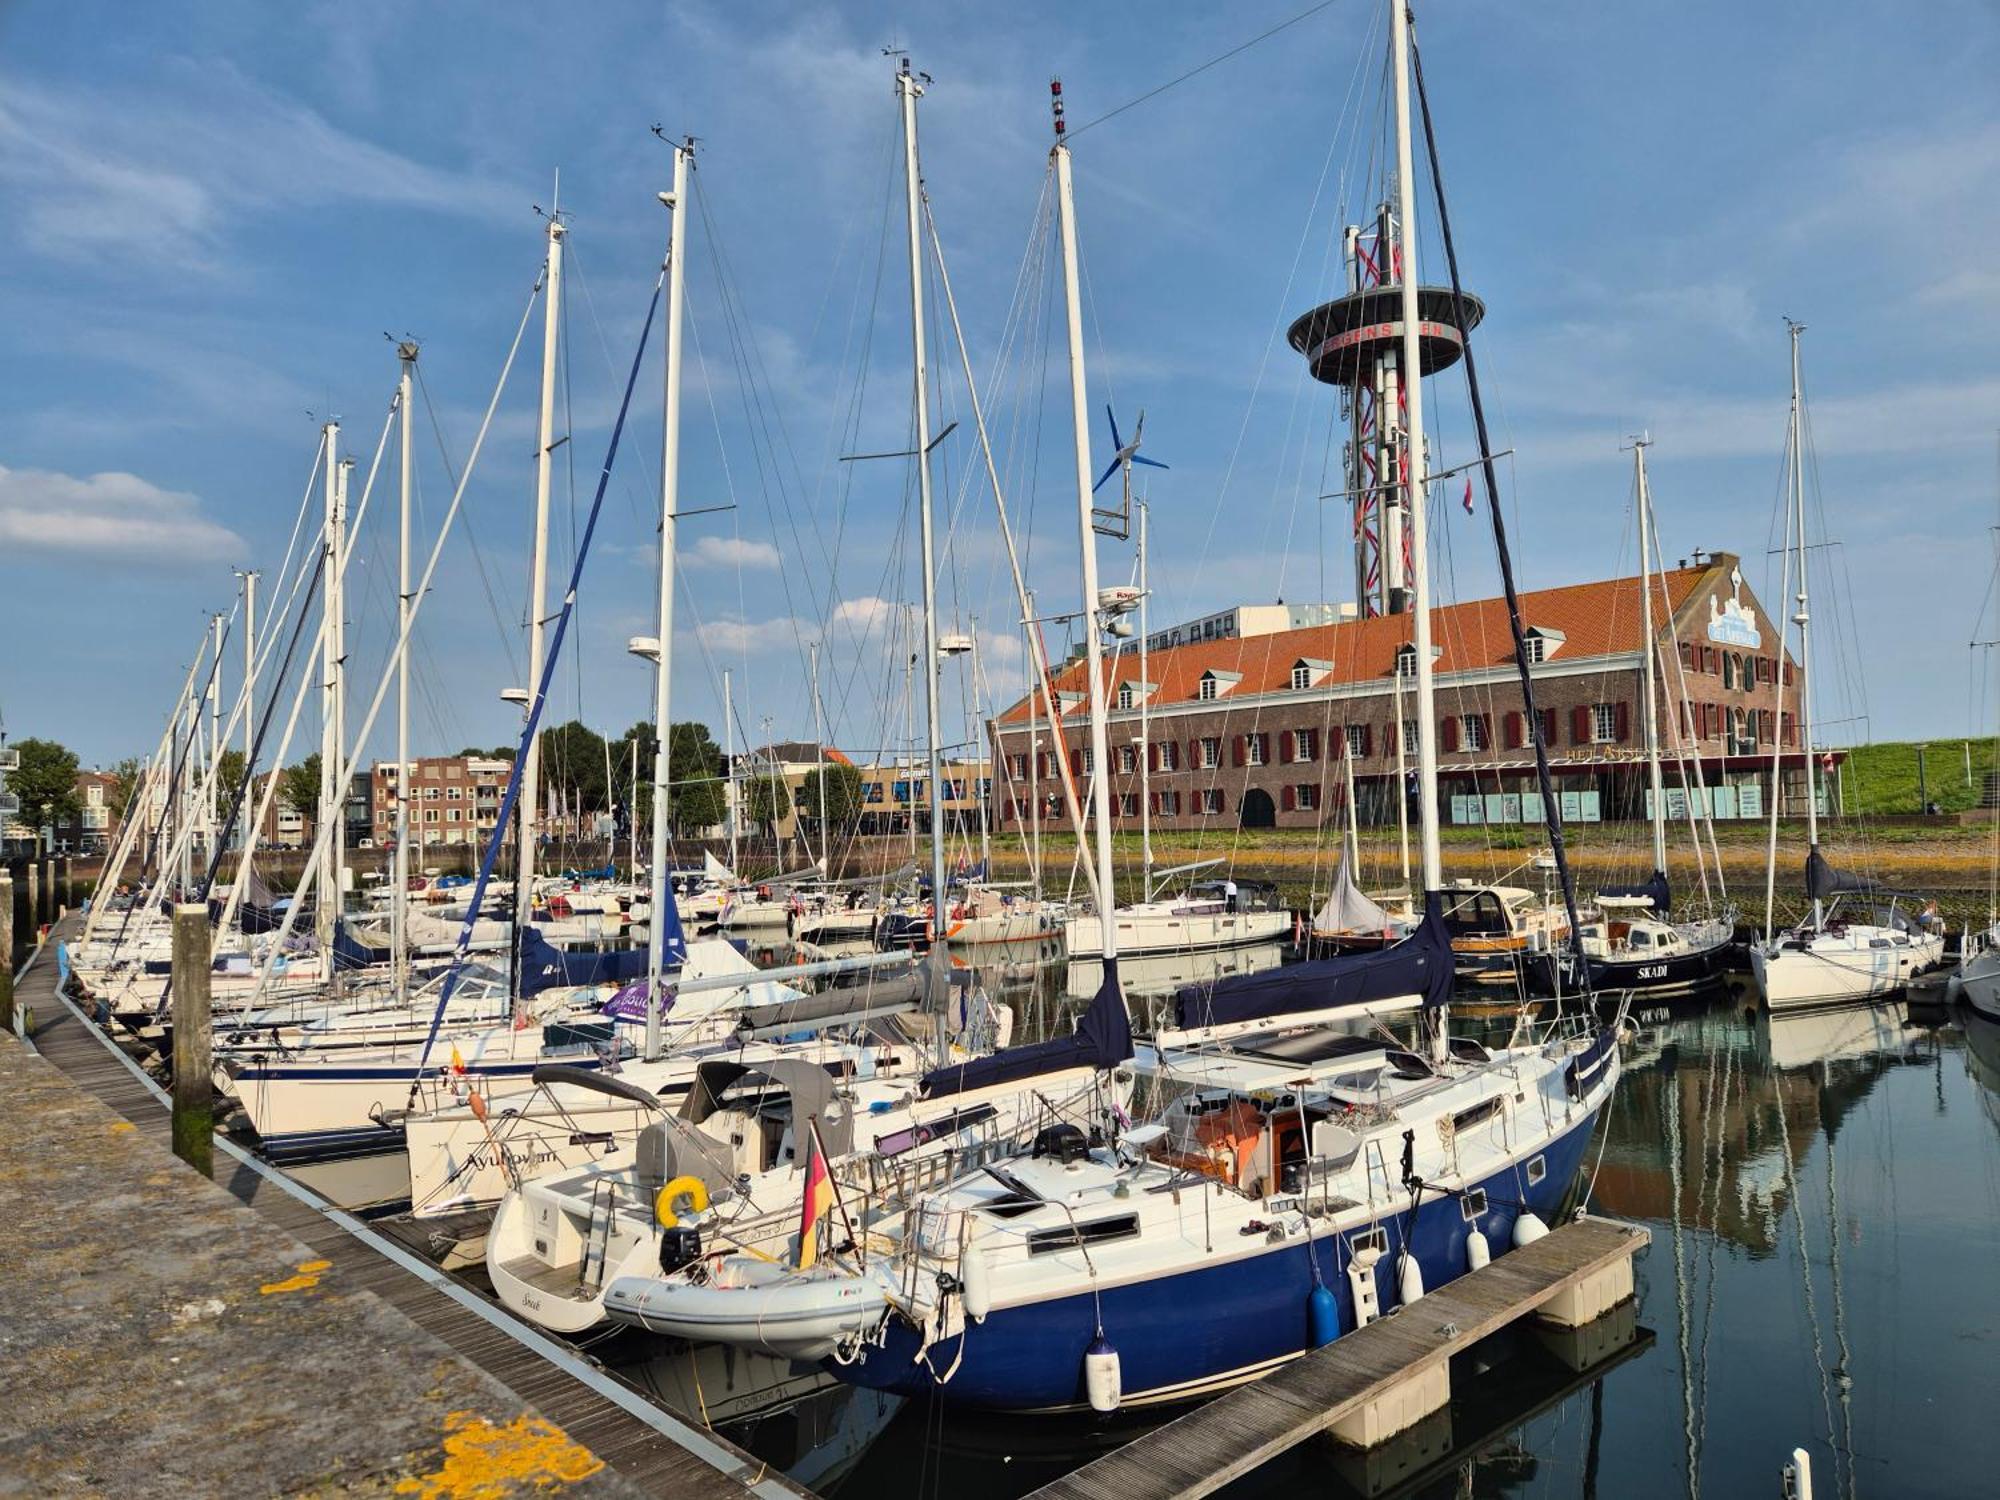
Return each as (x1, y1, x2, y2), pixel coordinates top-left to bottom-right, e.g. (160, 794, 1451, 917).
(25, 862, 40, 937)
(45, 858, 57, 920)
(170, 902, 213, 1176)
(0, 870, 15, 1034)
(62, 856, 74, 915)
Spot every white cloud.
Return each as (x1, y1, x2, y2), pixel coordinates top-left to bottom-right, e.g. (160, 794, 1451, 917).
(687, 535, 781, 570)
(697, 616, 800, 654)
(830, 595, 899, 633)
(0, 463, 246, 562)
(0, 64, 517, 270)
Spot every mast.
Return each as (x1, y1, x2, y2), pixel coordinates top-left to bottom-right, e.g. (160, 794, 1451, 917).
(971, 621, 991, 875)
(1137, 501, 1154, 898)
(519, 204, 566, 935)
(235, 569, 258, 854)
(209, 611, 224, 852)
(395, 341, 418, 995)
(1052, 90, 1119, 971)
(1025, 592, 1042, 897)
(897, 60, 951, 993)
(645, 140, 692, 1064)
(1789, 319, 1821, 926)
(723, 669, 738, 872)
(317, 419, 340, 957)
(1635, 438, 1668, 877)
(811, 641, 827, 872)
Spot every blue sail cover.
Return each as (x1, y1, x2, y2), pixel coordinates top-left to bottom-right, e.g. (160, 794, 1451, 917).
(1596, 870, 1670, 913)
(519, 928, 650, 996)
(1173, 893, 1454, 1032)
(918, 959, 1133, 1100)
(332, 921, 391, 972)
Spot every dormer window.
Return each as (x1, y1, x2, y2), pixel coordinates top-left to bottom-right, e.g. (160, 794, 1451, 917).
(1197, 669, 1241, 702)
(1198, 677, 1218, 702)
(1290, 657, 1332, 692)
(1117, 682, 1135, 710)
(1523, 627, 1564, 666)
(1290, 664, 1311, 691)
(1395, 644, 1418, 678)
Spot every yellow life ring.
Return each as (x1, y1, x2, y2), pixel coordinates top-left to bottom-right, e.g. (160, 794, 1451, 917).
(655, 1175, 710, 1228)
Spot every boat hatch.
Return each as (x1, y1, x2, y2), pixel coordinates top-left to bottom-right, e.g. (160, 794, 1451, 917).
(1026, 1214, 1141, 1256)
(1451, 1097, 1504, 1134)
(1384, 1048, 1435, 1080)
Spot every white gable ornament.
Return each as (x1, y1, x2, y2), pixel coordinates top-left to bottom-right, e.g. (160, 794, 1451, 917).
(1706, 567, 1762, 649)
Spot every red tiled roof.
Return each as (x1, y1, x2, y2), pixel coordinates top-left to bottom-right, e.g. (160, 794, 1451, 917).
(998, 562, 1722, 723)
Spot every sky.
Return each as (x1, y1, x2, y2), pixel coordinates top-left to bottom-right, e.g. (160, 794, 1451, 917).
(2, 0, 1997, 776)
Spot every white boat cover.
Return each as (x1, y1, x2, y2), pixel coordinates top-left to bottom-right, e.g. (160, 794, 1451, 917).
(1312, 858, 1391, 934)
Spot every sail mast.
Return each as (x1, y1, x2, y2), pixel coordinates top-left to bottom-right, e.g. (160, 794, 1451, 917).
(645, 141, 692, 1064)
(317, 419, 340, 959)
(1138, 501, 1154, 898)
(395, 342, 418, 995)
(896, 60, 953, 1050)
(1051, 89, 1120, 973)
(520, 202, 565, 936)
(723, 669, 738, 872)
(1789, 319, 1821, 925)
(1635, 438, 1668, 876)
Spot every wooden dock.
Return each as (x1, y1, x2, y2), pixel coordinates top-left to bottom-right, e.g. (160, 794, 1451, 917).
(1027, 1216, 1651, 1500)
(11, 918, 811, 1499)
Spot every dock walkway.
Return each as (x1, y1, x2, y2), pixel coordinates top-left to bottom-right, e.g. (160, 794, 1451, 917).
(1028, 1215, 1651, 1500)
(7, 918, 807, 1499)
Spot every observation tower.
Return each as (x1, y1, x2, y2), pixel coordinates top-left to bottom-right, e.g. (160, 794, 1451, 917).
(1287, 203, 1483, 617)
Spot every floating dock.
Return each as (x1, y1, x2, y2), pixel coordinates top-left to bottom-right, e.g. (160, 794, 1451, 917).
(5, 918, 809, 1499)
(1028, 1215, 1651, 1500)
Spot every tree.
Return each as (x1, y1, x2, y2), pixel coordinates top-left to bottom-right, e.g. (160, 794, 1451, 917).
(799, 762, 865, 830)
(535, 720, 610, 817)
(217, 748, 247, 803)
(745, 774, 791, 833)
(459, 745, 517, 761)
(279, 753, 323, 818)
(10, 737, 80, 826)
(614, 720, 728, 835)
(105, 756, 146, 818)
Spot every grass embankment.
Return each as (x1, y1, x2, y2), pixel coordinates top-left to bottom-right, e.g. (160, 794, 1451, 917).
(1840, 737, 1999, 816)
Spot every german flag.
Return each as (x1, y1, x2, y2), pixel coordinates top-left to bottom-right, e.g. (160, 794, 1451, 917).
(796, 1120, 838, 1270)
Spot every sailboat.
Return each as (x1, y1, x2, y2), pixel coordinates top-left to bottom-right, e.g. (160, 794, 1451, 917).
(598, 11, 1623, 1410)
(1530, 439, 1732, 998)
(1750, 326, 1944, 1010)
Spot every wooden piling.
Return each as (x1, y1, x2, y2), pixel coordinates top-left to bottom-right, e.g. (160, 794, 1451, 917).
(44, 859, 56, 921)
(0, 871, 14, 1034)
(24, 862, 39, 936)
(169, 902, 212, 1176)
(61, 856, 73, 915)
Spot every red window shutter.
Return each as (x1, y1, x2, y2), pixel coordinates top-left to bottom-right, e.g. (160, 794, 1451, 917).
(1278, 731, 1294, 764)
(1477, 714, 1492, 750)
(1572, 705, 1591, 745)
(1441, 716, 1460, 753)
(1232, 735, 1246, 768)
(1614, 702, 1630, 742)
(1281, 785, 1296, 812)
(1146, 743, 1158, 772)
(1503, 710, 1523, 749)
(1678, 701, 1689, 739)
(1329, 726, 1345, 759)
(1189, 738, 1202, 768)
(1783, 658, 1794, 685)
(1358, 725, 1372, 758)
(1070, 748, 1083, 776)
(1035, 752, 1046, 779)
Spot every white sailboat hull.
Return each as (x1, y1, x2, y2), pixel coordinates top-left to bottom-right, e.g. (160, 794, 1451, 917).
(1750, 926, 1942, 1010)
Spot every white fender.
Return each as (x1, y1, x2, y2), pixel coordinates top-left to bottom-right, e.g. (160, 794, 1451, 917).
(1514, 1212, 1549, 1248)
(1466, 1228, 1491, 1270)
(1084, 1335, 1121, 1413)
(961, 1247, 992, 1323)
(1398, 1254, 1425, 1304)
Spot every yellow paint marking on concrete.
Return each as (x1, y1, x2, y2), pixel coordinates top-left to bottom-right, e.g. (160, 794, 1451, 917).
(394, 1410, 605, 1498)
(108, 1121, 136, 1134)
(259, 1258, 334, 1295)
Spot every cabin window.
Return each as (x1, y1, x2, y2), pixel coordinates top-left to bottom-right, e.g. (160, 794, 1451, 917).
(1349, 1227, 1388, 1258)
(1027, 1215, 1141, 1256)
(1526, 1155, 1547, 1185)
(1460, 1188, 1488, 1221)
(1452, 1097, 1504, 1135)
(1291, 664, 1312, 691)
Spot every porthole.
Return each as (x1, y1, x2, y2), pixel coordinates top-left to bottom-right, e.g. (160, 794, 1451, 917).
(1460, 1188, 1488, 1221)
(1526, 1155, 1546, 1185)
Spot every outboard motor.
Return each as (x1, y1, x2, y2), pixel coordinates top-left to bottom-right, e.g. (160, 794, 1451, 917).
(660, 1227, 701, 1274)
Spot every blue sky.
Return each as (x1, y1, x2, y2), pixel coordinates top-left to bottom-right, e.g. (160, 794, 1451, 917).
(2, 0, 1996, 773)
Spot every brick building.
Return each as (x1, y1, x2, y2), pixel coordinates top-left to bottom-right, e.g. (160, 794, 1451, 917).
(369, 755, 510, 850)
(989, 552, 1827, 834)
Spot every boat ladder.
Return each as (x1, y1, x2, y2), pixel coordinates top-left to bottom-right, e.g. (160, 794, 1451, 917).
(579, 1177, 616, 1292)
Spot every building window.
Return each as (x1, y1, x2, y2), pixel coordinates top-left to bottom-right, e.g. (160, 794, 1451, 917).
(1118, 792, 1139, 816)
(1396, 644, 1418, 678)
(1159, 741, 1181, 772)
(1403, 720, 1419, 756)
(1296, 784, 1320, 811)
(1291, 664, 1311, 691)
(1463, 715, 1486, 752)
(1292, 728, 1317, 762)
(424, 786, 440, 800)
(446, 786, 463, 800)
(1246, 735, 1266, 766)
(1119, 744, 1138, 774)
(1199, 788, 1224, 815)
(1345, 724, 1368, 758)
(446, 808, 460, 823)
(1592, 703, 1618, 743)
(1117, 682, 1135, 710)
(1198, 676, 1218, 702)
(1199, 737, 1220, 769)
(1153, 789, 1182, 816)
(1524, 636, 1545, 665)
(1009, 753, 1028, 780)
(425, 809, 440, 823)
(1081, 748, 1094, 774)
